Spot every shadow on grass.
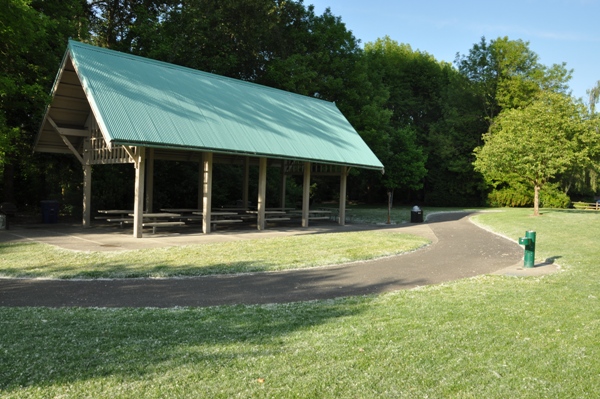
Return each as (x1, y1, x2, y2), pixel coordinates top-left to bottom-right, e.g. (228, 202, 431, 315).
(0, 263, 429, 307)
(0, 297, 373, 392)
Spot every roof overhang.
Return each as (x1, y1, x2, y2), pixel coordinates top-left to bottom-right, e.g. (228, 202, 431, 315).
(35, 41, 384, 172)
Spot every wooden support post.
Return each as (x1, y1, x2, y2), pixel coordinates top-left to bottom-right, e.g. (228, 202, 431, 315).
(302, 161, 311, 227)
(339, 166, 347, 226)
(257, 157, 267, 230)
(243, 156, 249, 209)
(198, 161, 203, 210)
(82, 164, 92, 227)
(145, 148, 154, 213)
(133, 147, 146, 238)
(82, 137, 92, 227)
(202, 152, 213, 234)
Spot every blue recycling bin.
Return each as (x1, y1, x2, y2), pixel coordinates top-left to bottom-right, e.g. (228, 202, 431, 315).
(40, 200, 59, 223)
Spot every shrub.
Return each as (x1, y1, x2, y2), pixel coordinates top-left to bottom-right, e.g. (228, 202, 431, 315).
(487, 185, 532, 207)
(539, 184, 570, 208)
(487, 183, 571, 208)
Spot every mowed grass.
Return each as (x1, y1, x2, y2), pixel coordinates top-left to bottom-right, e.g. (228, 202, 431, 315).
(0, 231, 428, 279)
(1, 208, 599, 398)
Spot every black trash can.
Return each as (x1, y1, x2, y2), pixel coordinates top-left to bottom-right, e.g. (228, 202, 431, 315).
(410, 205, 423, 223)
(40, 200, 60, 223)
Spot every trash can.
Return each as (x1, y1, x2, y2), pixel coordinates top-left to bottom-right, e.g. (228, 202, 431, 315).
(410, 205, 423, 223)
(40, 200, 60, 223)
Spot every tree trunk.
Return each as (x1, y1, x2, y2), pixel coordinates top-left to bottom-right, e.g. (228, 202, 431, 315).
(533, 184, 540, 216)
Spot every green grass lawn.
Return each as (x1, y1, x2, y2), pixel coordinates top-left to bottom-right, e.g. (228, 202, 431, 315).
(0, 230, 428, 279)
(1, 208, 599, 398)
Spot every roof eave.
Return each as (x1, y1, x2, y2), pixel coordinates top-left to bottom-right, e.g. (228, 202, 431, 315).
(111, 139, 384, 171)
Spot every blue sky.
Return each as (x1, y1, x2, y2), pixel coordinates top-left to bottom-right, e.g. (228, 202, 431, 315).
(308, 0, 599, 105)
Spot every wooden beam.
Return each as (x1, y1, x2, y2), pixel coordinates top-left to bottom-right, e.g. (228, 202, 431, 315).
(47, 116, 88, 137)
(83, 164, 92, 227)
(257, 157, 267, 230)
(47, 117, 85, 164)
(59, 134, 84, 165)
(122, 146, 136, 164)
(202, 152, 213, 234)
(133, 147, 146, 238)
(58, 127, 89, 137)
(302, 161, 311, 227)
(82, 137, 92, 227)
(197, 161, 203, 210)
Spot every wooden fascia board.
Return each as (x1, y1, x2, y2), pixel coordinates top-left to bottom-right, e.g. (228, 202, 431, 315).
(67, 49, 114, 151)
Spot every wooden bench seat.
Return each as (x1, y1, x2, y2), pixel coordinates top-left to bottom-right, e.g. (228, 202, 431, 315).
(142, 221, 186, 233)
(182, 216, 204, 222)
(211, 219, 243, 224)
(106, 218, 134, 227)
(265, 217, 291, 222)
(308, 216, 331, 220)
(142, 221, 185, 227)
(210, 218, 242, 230)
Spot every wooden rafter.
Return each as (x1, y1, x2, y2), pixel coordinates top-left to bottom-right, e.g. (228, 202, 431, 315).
(47, 117, 85, 165)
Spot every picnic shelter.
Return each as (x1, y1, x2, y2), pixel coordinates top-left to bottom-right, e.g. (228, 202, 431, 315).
(34, 40, 384, 237)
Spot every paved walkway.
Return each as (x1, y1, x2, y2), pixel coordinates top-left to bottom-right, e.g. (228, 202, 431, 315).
(0, 212, 558, 308)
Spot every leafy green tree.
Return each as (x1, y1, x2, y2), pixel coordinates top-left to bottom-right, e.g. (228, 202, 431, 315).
(587, 80, 600, 115)
(456, 37, 572, 124)
(381, 126, 427, 196)
(423, 64, 489, 206)
(89, 0, 174, 52)
(1, 0, 89, 204)
(1, 1, 47, 169)
(474, 91, 595, 215)
(365, 36, 490, 205)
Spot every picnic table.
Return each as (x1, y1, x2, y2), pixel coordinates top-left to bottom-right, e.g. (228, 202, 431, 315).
(191, 211, 243, 229)
(289, 209, 332, 220)
(245, 210, 291, 222)
(97, 209, 134, 227)
(128, 212, 184, 233)
(160, 208, 202, 214)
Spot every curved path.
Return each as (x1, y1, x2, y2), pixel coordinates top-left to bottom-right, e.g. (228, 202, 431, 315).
(0, 212, 529, 308)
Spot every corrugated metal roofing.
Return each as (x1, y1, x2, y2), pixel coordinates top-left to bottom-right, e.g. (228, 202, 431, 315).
(41, 40, 384, 170)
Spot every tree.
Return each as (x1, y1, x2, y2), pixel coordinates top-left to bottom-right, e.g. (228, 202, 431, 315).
(381, 126, 427, 195)
(456, 37, 572, 124)
(474, 91, 594, 216)
(1, 0, 89, 204)
(89, 0, 174, 52)
(424, 64, 489, 206)
(1, 1, 47, 169)
(587, 80, 600, 115)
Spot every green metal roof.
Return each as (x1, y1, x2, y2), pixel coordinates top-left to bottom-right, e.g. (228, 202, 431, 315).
(40, 40, 383, 171)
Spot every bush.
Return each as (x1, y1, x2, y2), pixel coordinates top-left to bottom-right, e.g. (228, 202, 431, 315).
(487, 183, 570, 208)
(487, 185, 532, 207)
(539, 185, 570, 208)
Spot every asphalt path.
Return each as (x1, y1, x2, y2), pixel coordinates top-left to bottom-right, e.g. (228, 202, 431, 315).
(0, 212, 533, 308)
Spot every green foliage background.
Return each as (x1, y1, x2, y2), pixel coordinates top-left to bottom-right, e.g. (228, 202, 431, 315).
(1, 0, 598, 215)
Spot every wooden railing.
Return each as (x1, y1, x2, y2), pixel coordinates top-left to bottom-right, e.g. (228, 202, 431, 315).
(572, 201, 600, 210)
